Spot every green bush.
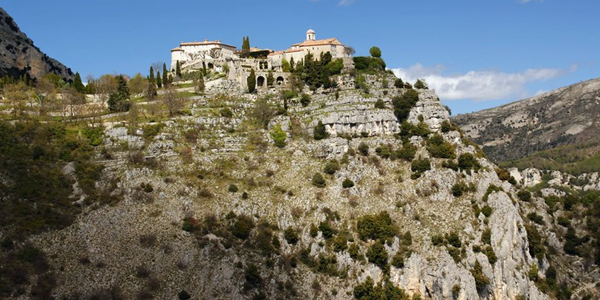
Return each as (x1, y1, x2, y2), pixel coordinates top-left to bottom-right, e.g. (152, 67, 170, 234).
(458, 153, 481, 172)
(481, 228, 491, 245)
(374, 99, 385, 109)
(312, 173, 326, 188)
(357, 142, 369, 156)
(324, 160, 340, 175)
(369, 46, 382, 58)
(220, 107, 233, 118)
(244, 264, 262, 288)
(348, 244, 360, 259)
(353, 277, 409, 300)
(270, 124, 287, 148)
(300, 93, 311, 107)
(447, 232, 462, 248)
(228, 184, 239, 193)
(366, 240, 388, 270)
(517, 190, 532, 202)
(426, 134, 456, 159)
(284, 228, 299, 245)
(414, 79, 426, 89)
(314, 121, 329, 140)
(342, 178, 355, 188)
(527, 212, 544, 225)
(318, 221, 337, 239)
(394, 78, 404, 88)
(396, 142, 417, 161)
(431, 235, 444, 246)
(356, 211, 398, 241)
(390, 252, 405, 268)
(392, 89, 419, 122)
(481, 205, 493, 218)
(231, 215, 254, 239)
(471, 261, 489, 293)
(452, 183, 465, 197)
(411, 158, 431, 178)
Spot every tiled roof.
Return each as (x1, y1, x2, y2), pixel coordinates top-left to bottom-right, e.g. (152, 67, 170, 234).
(291, 38, 343, 47)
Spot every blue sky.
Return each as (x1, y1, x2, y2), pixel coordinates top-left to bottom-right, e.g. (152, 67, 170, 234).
(1, 0, 598, 114)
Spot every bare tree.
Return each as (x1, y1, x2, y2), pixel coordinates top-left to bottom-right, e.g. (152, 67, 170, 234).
(163, 85, 183, 117)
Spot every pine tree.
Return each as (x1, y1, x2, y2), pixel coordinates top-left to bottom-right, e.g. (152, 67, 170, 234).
(247, 69, 256, 93)
(194, 72, 205, 94)
(107, 75, 131, 112)
(176, 61, 181, 78)
(149, 66, 156, 86)
(162, 63, 168, 86)
(156, 71, 162, 88)
(72, 72, 86, 93)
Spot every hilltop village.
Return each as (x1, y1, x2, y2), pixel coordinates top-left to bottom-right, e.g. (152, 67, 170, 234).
(170, 29, 355, 91)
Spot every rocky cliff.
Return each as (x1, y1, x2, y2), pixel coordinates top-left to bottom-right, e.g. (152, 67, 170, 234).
(0, 7, 73, 80)
(452, 78, 600, 167)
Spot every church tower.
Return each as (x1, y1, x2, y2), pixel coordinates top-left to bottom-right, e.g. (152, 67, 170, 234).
(306, 29, 315, 41)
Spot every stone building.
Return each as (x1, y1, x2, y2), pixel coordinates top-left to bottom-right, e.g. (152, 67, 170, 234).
(170, 29, 353, 90)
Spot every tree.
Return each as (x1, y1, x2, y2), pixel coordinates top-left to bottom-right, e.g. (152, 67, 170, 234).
(366, 240, 388, 270)
(193, 72, 205, 94)
(394, 78, 404, 88)
(162, 63, 169, 87)
(72, 72, 86, 93)
(267, 70, 274, 86)
(107, 75, 130, 112)
(129, 73, 146, 96)
(175, 60, 182, 78)
(414, 79, 427, 89)
(149, 66, 156, 87)
(163, 85, 183, 116)
(313, 120, 328, 140)
(270, 124, 287, 148)
(247, 69, 256, 93)
(369, 46, 382, 58)
(156, 71, 162, 88)
(241, 36, 250, 58)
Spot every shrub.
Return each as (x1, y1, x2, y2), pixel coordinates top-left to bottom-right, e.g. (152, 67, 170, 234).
(495, 168, 511, 181)
(284, 228, 299, 245)
(348, 244, 360, 259)
(440, 120, 454, 133)
(342, 178, 355, 188)
(392, 89, 419, 121)
(358, 142, 369, 156)
(231, 215, 255, 239)
(426, 134, 456, 159)
(471, 261, 489, 293)
(374, 99, 385, 109)
(411, 158, 431, 178)
(318, 221, 337, 239)
(517, 190, 532, 202)
(270, 124, 287, 148)
(481, 228, 491, 245)
(324, 160, 340, 175)
(414, 79, 426, 89)
(300, 93, 311, 107)
(228, 184, 238, 193)
(357, 211, 398, 241)
(396, 142, 416, 161)
(447, 232, 462, 248)
(312, 173, 326, 188)
(528, 212, 544, 225)
(481, 205, 493, 218)
(366, 241, 388, 269)
(458, 153, 481, 172)
(178, 290, 191, 300)
(431, 235, 444, 246)
(245, 264, 262, 288)
(314, 121, 328, 140)
(394, 78, 404, 88)
(452, 182, 467, 197)
(390, 252, 405, 268)
(220, 107, 233, 118)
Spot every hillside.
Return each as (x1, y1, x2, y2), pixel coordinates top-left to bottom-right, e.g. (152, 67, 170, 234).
(0, 7, 73, 81)
(452, 78, 600, 174)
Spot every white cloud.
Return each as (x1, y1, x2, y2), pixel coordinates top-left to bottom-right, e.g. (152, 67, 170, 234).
(338, 0, 355, 6)
(518, 0, 543, 3)
(391, 64, 574, 101)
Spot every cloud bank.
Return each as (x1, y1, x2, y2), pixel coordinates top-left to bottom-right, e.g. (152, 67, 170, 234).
(391, 64, 574, 101)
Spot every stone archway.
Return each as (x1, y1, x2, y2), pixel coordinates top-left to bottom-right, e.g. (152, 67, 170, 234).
(257, 76, 265, 87)
(276, 76, 284, 85)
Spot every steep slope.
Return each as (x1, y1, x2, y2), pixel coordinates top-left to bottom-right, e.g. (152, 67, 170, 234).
(0, 7, 73, 80)
(6, 75, 561, 300)
(452, 78, 600, 173)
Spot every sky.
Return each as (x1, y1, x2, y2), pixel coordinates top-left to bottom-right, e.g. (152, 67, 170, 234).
(1, 0, 598, 114)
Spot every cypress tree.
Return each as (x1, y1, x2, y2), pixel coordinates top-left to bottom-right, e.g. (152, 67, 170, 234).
(162, 63, 168, 86)
(149, 66, 155, 86)
(156, 71, 162, 88)
(247, 69, 256, 93)
(107, 75, 131, 112)
(72, 72, 86, 93)
(176, 61, 181, 78)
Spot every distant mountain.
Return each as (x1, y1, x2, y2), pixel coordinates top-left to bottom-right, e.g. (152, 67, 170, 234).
(452, 78, 600, 174)
(0, 7, 73, 81)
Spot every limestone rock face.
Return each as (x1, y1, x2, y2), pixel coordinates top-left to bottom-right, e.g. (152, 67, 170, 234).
(408, 89, 449, 132)
(0, 7, 73, 80)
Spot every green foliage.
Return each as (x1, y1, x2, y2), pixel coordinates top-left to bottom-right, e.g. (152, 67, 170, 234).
(426, 134, 456, 159)
(353, 277, 409, 300)
(369, 46, 382, 58)
(228, 184, 238, 193)
(82, 126, 104, 146)
(178, 290, 191, 300)
(343, 178, 355, 188)
(517, 189, 532, 202)
(314, 121, 329, 140)
(107, 75, 131, 112)
(527, 212, 544, 225)
(326, 58, 344, 75)
(400, 120, 430, 138)
(318, 221, 337, 239)
(142, 123, 165, 140)
(483, 246, 497, 264)
(349, 243, 360, 259)
(284, 228, 299, 245)
(312, 172, 326, 188)
(394, 78, 404, 88)
(357, 211, 398, 241)
(396, 142, 417, 161)
(282, 59, 291, 72)
(295, 52, 335, 90)
(452, 182, 466, 197)
(247, 69, 256, 93)
(525, 225, 545, 259)
(446, 232, 462, 248)
(353, 56, 386, 73)
(374, 99, 385, 109)
(471, 261, 489, 293)
(244, 263, 262, 288)
(481, 228, 492, 245)
(410, 158, 431, 179)
(414, 79, 427, 89)
(358, 142, 369, 156)
(230, 215, 254, 239)
(266, 70, 274, 86)
(220, 107, 233, 118)
(431, 235, 444, 246)
(481, 205, 493, 218)
(457, 153, 481, 172)
(324, 159, 340, 175)
(300, 93, 311, 107)
(156, 71, 162, 88)
(366, 240, 388, 270)
(270, 124, 287, 148)
(392, 89, 419, 122)
(72, 72, 85, 93)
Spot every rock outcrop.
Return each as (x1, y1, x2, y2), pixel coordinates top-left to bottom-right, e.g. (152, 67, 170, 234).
(0, 7, 73, 80)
